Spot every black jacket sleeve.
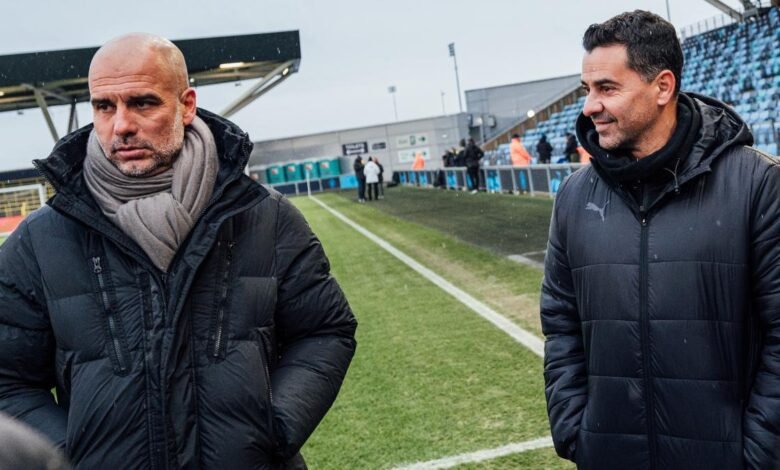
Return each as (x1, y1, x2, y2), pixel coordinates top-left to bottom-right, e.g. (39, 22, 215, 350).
(540, 177, 587, 462)
(0, 219, 67, 448)
(271, 197, 357, 459)
(744, 161, 780, 468)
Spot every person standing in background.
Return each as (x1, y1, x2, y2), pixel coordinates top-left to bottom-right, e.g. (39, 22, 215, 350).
(375, 156, 385, 198)
(364, 157, 380, 201)
(455, 139, 466, 167)
(353, 155, 366, 203)
(536, 134, 553, 163)
(411, 151, 425, 170)
(564, 132, 579, 162)
(464, 137, 484, 193)
(510, 133, 532, 166)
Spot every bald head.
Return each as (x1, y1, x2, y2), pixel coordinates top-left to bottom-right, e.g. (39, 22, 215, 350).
(87, 33, 197, 177)
(89, 33, 189, 95)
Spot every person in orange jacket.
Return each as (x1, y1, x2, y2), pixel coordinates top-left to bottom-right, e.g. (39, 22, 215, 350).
(576, 145, 592, 164)
(411, 151, 426, 169)
(510, 133, 532, 166)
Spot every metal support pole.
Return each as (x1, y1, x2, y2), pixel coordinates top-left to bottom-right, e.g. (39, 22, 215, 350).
(220, 60, 297, 118)
(665, 0, 672, 21)
(510, 167, 517, 194)
(545, 166, 553, 199)
(449, 43, 464, 113)
(67, 101, 79, 134)
(33, 90, 59, 142)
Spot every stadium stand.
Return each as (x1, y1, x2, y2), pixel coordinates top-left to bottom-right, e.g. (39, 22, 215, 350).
(485, 7, 780, 165)
(682, 7, 780, 155)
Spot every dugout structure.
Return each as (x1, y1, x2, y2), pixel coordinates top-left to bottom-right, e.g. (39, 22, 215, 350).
(0, 31, 301, 142)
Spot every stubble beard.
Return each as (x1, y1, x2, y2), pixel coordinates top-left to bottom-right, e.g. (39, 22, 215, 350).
(108, 117, 185, 178)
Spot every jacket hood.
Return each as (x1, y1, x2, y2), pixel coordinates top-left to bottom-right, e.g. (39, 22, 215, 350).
(576, 91, 753, 187)
(33, 108, 253, 197)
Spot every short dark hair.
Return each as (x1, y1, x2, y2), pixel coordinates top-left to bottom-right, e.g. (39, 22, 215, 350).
(583, 10, 683, 95)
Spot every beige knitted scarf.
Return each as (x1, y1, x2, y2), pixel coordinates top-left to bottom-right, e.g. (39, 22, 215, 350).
(83, 116, 219, 272)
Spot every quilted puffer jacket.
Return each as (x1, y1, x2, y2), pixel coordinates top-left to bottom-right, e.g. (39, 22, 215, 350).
(541, 93, 780, 469)
(0, 109, 357, 469)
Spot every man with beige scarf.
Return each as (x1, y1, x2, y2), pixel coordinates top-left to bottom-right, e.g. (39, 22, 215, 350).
(0, 34, 357, 469)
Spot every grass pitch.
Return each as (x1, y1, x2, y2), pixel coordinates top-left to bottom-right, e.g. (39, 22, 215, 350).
(350, 186, 555, 260)
(293, 192, 571, 469)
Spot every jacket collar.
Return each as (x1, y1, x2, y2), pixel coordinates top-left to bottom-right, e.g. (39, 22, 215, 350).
(32, 109, 264, 272)
(576, 91, 754, 192)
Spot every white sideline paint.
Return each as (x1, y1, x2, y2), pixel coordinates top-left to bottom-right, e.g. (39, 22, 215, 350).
(393, 437, 554, 469)
(507, 254, 544, 270)
(310, 196, 545, 358)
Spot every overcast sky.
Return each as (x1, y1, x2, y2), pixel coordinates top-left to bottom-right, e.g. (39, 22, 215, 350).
(0, 0, 743, 171)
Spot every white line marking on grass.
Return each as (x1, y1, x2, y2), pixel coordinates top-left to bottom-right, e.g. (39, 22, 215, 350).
(393, 436, 553, 469)
(310, 196, 544, 358)
(507, 254, 544, 270)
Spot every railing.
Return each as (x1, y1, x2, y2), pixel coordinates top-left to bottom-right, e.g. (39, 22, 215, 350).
(264, 172, 346, 196)
(396, 164, 586, 198)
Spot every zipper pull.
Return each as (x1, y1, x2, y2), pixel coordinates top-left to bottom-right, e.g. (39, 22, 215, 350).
(641, 217, 648, 226)
(92, 256, 102, 274)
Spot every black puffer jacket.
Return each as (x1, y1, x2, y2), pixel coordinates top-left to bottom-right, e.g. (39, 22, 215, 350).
(542, 94, 780, 469)
(0, 109, 357, 469)
(464, 143, 484, 169)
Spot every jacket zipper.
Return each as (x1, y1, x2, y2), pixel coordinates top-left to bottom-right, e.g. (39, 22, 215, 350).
(639, 214, 657, 468)
(259, 335, 274, 404)
(93, 256, 129, 375)
(258, 333, 276, 444)
(212, 242, 235, 358)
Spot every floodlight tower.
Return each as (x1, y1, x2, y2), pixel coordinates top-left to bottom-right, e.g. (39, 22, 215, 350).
(388, 86, 398, 121)
(448, 43, 464, 113)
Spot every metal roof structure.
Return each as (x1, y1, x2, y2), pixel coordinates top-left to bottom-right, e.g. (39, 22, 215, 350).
(0, 31, 301, 141)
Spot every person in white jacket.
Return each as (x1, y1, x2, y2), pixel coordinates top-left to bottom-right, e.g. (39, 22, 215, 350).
(364, 157, 381, 201)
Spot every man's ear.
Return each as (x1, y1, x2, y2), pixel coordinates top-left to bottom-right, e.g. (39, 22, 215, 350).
(181, 88, 197, 126)
(655, 70, 676, 106)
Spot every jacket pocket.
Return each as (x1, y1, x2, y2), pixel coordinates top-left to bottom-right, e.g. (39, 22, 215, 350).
(208, 241, 235, 361)
(91, 255, 131, 376)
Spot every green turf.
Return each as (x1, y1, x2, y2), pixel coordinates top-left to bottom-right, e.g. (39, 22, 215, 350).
(341, 186, 554, 258)
(292, 196, 566, 469)
(305, 192, 546, 337)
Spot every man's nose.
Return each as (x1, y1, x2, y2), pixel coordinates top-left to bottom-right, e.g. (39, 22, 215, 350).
(582, 93, 603, 118)
(113, 106, 137, 137)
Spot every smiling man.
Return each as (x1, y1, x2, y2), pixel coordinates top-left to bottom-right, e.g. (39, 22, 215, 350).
(541, 10, 780, 469)
(0, 34, 357, 469)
